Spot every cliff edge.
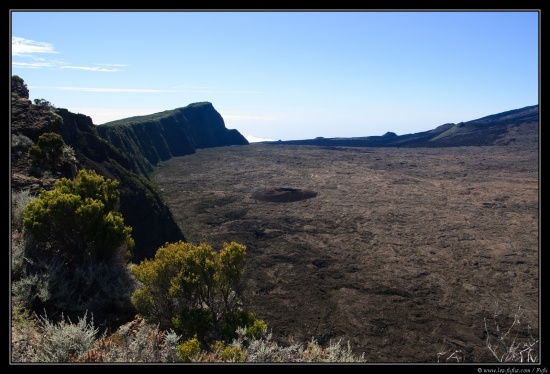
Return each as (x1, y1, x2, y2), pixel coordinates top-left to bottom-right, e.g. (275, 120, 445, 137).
(11, 76, 249, 262)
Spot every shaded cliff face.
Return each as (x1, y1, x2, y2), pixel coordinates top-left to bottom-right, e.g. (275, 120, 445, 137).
(11, 78, 247, 263)
(11, 81, 64, 194)
(11, 90, 62, 144)
(53, 109, 186, 262)
(12, 76, 250, 262)
(96, 102, 249, 178)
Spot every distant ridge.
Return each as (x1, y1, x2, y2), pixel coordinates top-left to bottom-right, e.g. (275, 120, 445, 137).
(266, 105, 538, 148)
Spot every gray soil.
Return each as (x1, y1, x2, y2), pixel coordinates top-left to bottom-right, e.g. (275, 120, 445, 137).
(151, 143, 539, 363)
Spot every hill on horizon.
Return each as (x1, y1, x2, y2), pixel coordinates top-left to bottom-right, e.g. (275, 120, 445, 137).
(265, 104, 538, 148)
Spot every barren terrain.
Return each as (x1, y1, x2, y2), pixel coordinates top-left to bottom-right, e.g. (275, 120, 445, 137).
(151, 143, 539, 362)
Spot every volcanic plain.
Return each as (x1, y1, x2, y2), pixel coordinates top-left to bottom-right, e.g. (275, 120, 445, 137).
(151, 142, 539, 362)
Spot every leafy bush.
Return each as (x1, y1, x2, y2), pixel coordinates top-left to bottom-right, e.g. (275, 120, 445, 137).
(29, 132, 64, 170)
(219, 344, 247, 362)
(220, 309, 266, 341)
(131, 241, 258, 344)
(12, 252, 137, 321)
(28, 132, 78, 177)
(23, 169, 134, 263)
(16, 169, 136, 320)
(177, 335, 201, 362)
(33, 98, 55, 109)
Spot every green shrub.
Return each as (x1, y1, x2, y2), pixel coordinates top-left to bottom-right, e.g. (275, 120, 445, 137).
(23, 169, 134, 262)
(220, 345, 247, 362)
(29, 132, 64, 171)
(131, 241, 252, 343)
(177, 335, 201, 362)
(33, 98, 55, 109)
(246, 319, 268, 340)
(172, 308, 215, 343)
(12, 253, 136, 321)
(27, 131, 76, 177)
(16, 169, 135, 319)
(220, 309, 265, 342)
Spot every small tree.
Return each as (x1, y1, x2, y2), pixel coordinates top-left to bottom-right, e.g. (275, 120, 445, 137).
(28, 132, 77, 178)
(23, 169, 134, 262)
(33, 98, 55, 109)
(29, 132, 65, 172)
(131, 241, 257, 344)
(17, 169, 136, 318)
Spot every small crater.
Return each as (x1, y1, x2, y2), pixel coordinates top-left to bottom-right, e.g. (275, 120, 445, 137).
(252, 187, 318, 203)
(312, 259, 332, 268)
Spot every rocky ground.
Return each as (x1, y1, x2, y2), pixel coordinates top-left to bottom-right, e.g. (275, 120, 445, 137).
(151, 142, 539, 363)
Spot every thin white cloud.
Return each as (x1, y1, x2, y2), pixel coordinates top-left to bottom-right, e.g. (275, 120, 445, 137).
(174, 89, 261, 94)
(172, 85, 261, 94)
(12, 36, 126, 72)
(12, 61, 55, 69)
(59, 66, 121, 72)
(179, 90, 215, 93)
(12, 37, 58, 56)
(98, 63, 130, 67)
(31, 86, 170, 93)
(220, 90, 263, 94)
(27, 85, 259, 94)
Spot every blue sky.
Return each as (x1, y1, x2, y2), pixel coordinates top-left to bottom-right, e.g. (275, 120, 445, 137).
(11, 10, 539, 142)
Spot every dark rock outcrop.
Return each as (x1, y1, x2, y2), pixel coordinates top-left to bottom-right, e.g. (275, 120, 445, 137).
(11, 75, 29, 98)
(11, 92, 62, 143)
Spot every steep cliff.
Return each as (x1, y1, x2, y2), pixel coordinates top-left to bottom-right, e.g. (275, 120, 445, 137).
(11, 76, 249, 262)
(53, 109, 186, 262)
(96, 103, 249, 177)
